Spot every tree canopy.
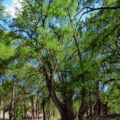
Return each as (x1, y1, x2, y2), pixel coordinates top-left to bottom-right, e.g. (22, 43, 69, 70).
(0, 0, 120, 120)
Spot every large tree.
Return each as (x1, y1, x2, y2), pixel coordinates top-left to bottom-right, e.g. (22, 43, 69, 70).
(0, 0, 120, 120)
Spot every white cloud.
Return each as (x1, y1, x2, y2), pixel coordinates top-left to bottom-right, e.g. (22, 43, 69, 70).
(5, 0, 23, 18)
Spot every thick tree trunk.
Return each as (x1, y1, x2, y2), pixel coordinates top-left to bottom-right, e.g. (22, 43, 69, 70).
(102, 103, 108, 115)
(97, 98, 102, 116)
(50, 84, 75, 120)
(43, 66, 75, 120)
(93, 97, 102, 117)
(61, 90, 75, 120)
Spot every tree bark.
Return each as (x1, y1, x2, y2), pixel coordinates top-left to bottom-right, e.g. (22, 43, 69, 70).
(30, 96, 35, 119)
(24, 101, 27, 119)
(43, 66, 75, 120)
(3, 102, 5, 120)
(41, 99, 46, 120)
(10, 78, 18, 120)
(78, 88, 87, 120)
(89, 92, 93, 117)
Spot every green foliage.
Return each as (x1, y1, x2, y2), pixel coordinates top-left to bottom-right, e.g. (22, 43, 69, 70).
(0, 0, 120, 119)
(0, 43, 14, 60)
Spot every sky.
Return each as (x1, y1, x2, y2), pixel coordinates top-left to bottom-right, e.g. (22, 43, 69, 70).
(3, 0, 23, 18)
(2, 0, 102, 19)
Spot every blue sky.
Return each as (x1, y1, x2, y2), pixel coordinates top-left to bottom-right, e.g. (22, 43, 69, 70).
(2, 0, 23, 18)
(2, 0, 102, 19)
(3, 0, 12, 6)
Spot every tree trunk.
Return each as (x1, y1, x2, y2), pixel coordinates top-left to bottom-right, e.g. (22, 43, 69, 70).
(24, 101, 27, 119)
(10, 78, 18, 120)
(30, 96, 35, 119)
(102, 103, 108, 115)
(43, 67, 75, 120)
(78, 88, 87, 120)
(3, 102, 5, 120)
(61, 90, 75, 120)
(36, 100, 39, 119)
(50, 84, 75, 120)
(89, 93, 93, 117)
(93, 82, 103, 117)
(41, 99, 46, 120)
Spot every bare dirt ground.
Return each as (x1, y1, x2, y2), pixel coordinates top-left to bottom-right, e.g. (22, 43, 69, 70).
(0, 111, 44, 120)
(0, 112, 120, 120)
